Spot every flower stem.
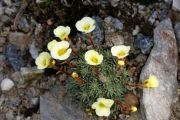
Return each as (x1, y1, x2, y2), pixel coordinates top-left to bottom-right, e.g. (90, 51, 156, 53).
(72, 48, 79, 56)
(73, 76, 86, 85)
(87, 34, 96, 49)
(93, 66, 99, 78)
(54, 66, 71, 76)
(54, 65, 85, 85)
(125, 83, 143, 88)
(65, 60, 77, 68)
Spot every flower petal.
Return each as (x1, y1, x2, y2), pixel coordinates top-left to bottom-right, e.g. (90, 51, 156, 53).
(97, 98, 114, 108)
(95, 107, 110, 117)
(47, 40, 58, 51)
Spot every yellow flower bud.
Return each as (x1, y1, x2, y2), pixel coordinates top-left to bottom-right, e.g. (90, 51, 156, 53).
(84, 50, 103, 65)
(35, 52, 51, 69)
(111, 45, 130, 59)
(75, 17, 96, 33)
(71, 72, 79, 79)
(130, 106, 137, 112)
(143, 75, 159, 88)
(50, 41, 72, 60)
(53, 26, 70, 40)
(92, 98, 114, 117)
(118, 60, 125, 66)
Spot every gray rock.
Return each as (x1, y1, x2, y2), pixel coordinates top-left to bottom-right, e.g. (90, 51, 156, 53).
(4, 7, 16, 16)
(8, 32, 31, 51)
(92, 0, 109, 7)
(0, 47, 3, 53)
(135, 54, 147, 63)
(5, 44, 24, 71)
(148, 11, 158, 25)
(172, 99, 180, 119)
(140, 18, 178, 120)
(3, 0, 12, 6)
(173, 0, 180, 11)
(109, 0, 120, 7)
(164, 0, 172, 4)
(11, 67, 43, 86)
(174, 23, 180, 45)
(0, 37, 6, 45)
(5, 110, 14, 120)
(105, 33, 124, 47)
(36, 0, 45, 4)
(134, 33, 154, 54)
(40, 91, 91, 120)
(7, 97, 21, 108)
(132, 25, 140, 36)
(29, 41, 39, 59)
(1, 78, 14, 91)
(0, 55, 5, 72)
(104, 16, 123, 33)
(126, 111, 142, 120)
(17, 17, 31, 33)
(0, 6, 4, 16)
(0, 15, 11, 23)
(92, 16, 104, 45)
(160, 3, 170, 21)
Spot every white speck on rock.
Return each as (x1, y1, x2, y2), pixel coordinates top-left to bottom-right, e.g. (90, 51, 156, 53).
(1, 78, 14, 91)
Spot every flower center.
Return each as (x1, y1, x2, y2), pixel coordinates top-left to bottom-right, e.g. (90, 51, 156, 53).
(83, 24, 90, 30)
(143, 80, 149, 87)
(57, 48, 67, 56)
(60, 32, 67, 38)
(117, 51, 126, 57)
(99, 102, 106, 108)
(91, 56, 98, 64)
(42, 59, 47, 66)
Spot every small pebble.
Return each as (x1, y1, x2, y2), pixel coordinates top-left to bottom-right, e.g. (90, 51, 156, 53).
(0, 37, 6, 45)
(0, 47, 3, 53)
(132, 25, 140, 36)
(1, 78, 14, 91)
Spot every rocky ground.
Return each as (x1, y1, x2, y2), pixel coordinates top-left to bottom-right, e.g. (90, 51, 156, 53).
(0, 0, 180, 120)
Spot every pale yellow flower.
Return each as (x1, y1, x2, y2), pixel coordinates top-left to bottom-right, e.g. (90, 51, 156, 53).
(50, 41, 72, 60)
(75, 17, 96, 33)
(143, 75, 159, 88)
(53, 26, 70, 40)
(92, 98, 114, 117)
(85, 50, 103, 65)
(35, 52, 51, 69)
(130, 106, 137, 112)
(47, 40, 58, 51)
(111, 45, 130, 59)
(118, 60, 125, 66)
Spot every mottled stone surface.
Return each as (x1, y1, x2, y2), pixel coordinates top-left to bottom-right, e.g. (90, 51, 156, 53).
(8, 32, 31, 51)
(92, 16, 104, 45)
(5, 44, 24, 71)
(11, 67, 43, 87)
(140, 18, 178, 120)
(134, 33, 154, 54)
(40, 91, 91, 120)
